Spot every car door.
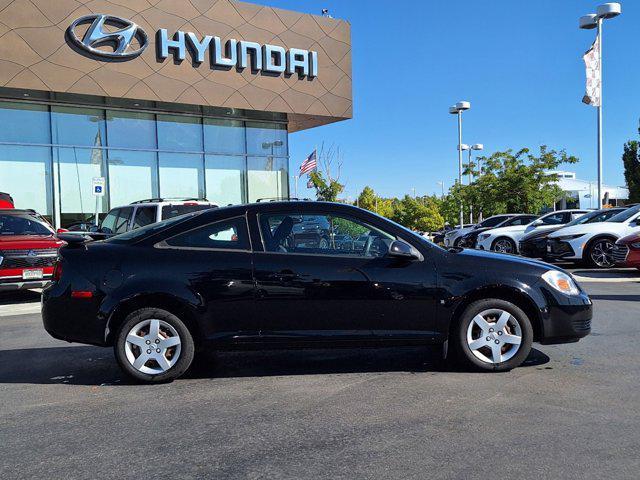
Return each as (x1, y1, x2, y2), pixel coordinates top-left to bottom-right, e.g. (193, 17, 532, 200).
(250, 207, 437, 343)
(157, 215, 257, 342)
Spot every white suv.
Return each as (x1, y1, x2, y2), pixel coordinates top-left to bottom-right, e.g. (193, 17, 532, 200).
(475, 209, 589, 254)
(96, 198, 217, 236)
(546, 204, 640, 268)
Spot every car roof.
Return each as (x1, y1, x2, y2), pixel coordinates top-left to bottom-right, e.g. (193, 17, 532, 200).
(0, 209, 40, 215)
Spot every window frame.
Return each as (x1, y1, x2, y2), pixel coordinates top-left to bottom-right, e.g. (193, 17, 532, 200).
(256, 210, 420, 260)
(132, 205, 159, 230)
(155, 214, 252, 253)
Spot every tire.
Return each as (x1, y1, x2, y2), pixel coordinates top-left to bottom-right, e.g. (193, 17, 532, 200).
(491, 237, 517, 254)
(584, 237, 616, 268)
(453, 237, 463, 248)
(114, 308, 195, 383)
(452, 299, 533, 372)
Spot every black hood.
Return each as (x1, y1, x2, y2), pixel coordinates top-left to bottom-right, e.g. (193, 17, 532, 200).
(521, 225, 563, 242)
(448, 246, 564, 274)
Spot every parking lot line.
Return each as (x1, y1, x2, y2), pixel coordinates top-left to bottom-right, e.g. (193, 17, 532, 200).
(0, 302, 41, 317)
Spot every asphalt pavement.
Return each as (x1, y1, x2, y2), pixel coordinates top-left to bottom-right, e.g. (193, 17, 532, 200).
(0, 275, 639, 479)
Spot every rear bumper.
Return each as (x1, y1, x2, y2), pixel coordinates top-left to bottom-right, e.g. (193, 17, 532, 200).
(0, 278, 51, 291)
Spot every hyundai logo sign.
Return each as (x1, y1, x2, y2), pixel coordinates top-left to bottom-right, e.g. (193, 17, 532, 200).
(66, 14, 317, 77)
(67, 14, 149, 59)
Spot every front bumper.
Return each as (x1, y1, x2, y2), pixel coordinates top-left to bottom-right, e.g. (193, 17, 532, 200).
(537, 283, 592, 344)
(546, 238, 578, 260)
(519, 238, 547, 258)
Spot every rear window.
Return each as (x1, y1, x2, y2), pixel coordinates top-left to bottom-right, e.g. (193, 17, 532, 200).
(161, 204, 214, 220)
(105, 213, 201, 244)
(608, 205, 640, 223)
(0, 214, 53, 235)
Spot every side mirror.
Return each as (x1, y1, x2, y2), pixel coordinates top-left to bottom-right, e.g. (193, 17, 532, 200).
(387, 240, 419, 260)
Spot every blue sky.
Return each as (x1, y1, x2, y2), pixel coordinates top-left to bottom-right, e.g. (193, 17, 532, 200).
(251, 0, 639, 200)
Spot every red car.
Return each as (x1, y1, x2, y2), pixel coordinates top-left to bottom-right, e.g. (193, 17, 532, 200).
(0, 209, 64, 291)
(612, 232, 640, 269)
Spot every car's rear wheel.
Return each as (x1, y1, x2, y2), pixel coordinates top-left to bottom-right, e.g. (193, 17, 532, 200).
(491, 237, 517, 254)
(114, 308, 195, 383)
(453, 299, 533, 371)
(585, 237, 616, 268)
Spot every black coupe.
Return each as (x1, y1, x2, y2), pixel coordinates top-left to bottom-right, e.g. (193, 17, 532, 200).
(43, 202, 592, 383)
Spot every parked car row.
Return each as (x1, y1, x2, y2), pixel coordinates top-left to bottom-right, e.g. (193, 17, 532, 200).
(439, 204, 640, 268)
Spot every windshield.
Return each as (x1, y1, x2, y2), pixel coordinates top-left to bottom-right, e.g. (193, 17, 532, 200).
(0, 214, 53, 236)
(607, 205, 640, 223)
(105, 212, 201, 244)
(564, 209, 623, 227)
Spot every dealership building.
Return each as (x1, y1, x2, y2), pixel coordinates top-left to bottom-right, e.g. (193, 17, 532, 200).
(0, 0, 352, 227)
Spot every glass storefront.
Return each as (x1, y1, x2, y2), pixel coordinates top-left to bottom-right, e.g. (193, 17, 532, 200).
(0, 101, 289, 227)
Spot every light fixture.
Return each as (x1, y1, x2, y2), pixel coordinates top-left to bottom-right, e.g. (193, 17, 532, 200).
(455, 101, 471, 111)
(458, 144, 470, 151)
(596, 3, 621, 19)
(579, 14, 597, 29)
(472, 143, 483, 151)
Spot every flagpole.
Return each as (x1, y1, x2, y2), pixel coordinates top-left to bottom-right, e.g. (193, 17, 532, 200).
(294, 175, 298, 198)
(597, 18, 603, 207)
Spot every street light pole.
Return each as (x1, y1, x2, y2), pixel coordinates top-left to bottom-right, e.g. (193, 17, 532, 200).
(579, 2, 621, 208)
(450, 101, 470, 228)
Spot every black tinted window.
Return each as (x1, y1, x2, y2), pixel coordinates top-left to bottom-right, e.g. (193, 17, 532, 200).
(133, 206, 156, 229)
(479, 216, 507, 228)
(161, 204, 213, 220)
(166, 217, 249, 250)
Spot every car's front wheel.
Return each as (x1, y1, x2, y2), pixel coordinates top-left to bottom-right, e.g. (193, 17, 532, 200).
(585, 237, 616, 268)
(453, 299, 533, 371)
(491, 237, 517, 254)
(114, 308, 195, 383)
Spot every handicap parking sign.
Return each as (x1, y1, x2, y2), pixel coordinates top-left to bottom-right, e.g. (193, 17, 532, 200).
(92, 177, 106, 197)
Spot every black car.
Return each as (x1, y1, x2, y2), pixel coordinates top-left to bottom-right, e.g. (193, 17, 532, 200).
(43, 201, 592, 383)
(459, 214, 539, 248)
(519, 207, 626, 258)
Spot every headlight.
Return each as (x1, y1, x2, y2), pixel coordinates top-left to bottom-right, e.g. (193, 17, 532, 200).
(478, 234, 491, 241)
(555, 234, 585, 241)
(631, 242, 640, 249)
(542, 270, 580, 296)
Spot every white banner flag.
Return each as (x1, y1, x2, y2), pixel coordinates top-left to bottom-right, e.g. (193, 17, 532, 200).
(582, 36, 601, 107)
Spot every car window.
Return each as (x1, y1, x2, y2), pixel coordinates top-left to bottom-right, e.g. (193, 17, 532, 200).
(260, 212, 395, 257)
(608, 205, 640, 223)
(539, 212, 566, 225)
(505, 216, 535, 226)
(161, 204, 214, 220)
(165, 217, 249, 250)
(101, 209, 119, 233)
(0, 214, 53, 235)
(132, 206, 157, 229)
(478, 216, 506, 228)
(114, 207, 133, 234)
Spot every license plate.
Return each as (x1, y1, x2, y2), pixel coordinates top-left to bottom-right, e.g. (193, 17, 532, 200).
(546, 245, 552, 253)
(22, 269, 43, 280)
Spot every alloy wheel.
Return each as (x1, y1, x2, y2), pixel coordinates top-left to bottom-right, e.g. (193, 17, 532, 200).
(493, 239, 515, 254)
(124, 319, 182, 374)
(466, 309, 523, 364)
(590, 240, 615, 268)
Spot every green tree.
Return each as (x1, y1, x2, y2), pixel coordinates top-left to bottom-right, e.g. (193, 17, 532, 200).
(622, 124, 640, 203)
(390, 195, 444, 231)
(356, 186, 393, 218)
(308, 143, 344, 202)
(452, 145, 577, 221)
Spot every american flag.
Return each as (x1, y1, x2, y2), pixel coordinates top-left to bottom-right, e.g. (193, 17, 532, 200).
(299, 150, 317, 176)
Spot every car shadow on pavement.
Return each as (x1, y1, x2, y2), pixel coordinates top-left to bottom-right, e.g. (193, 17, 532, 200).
(0, 345, 550, 385)
(0, 290, 41, 305)
(588, 294, 640, 302)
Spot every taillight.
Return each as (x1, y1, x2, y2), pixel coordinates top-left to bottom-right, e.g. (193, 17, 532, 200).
(52, 259, 62, 282)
